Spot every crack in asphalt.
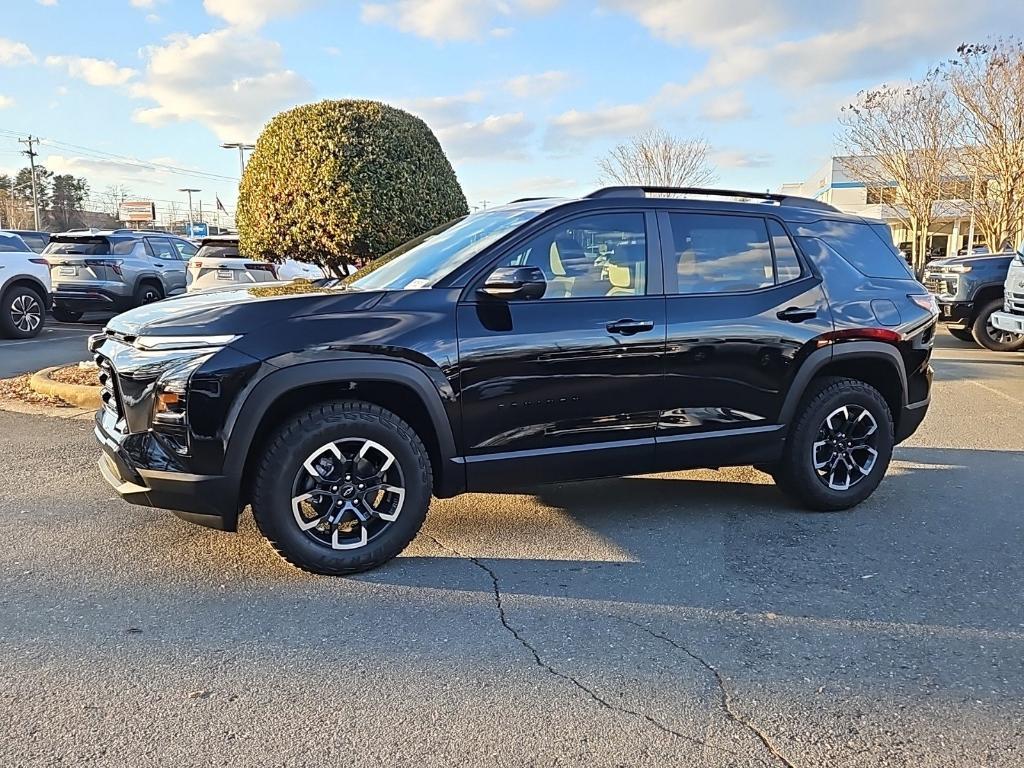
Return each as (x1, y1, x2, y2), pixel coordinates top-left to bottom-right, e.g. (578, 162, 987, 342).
(425, 534, 741, 758)
(620, 618, 798, 768)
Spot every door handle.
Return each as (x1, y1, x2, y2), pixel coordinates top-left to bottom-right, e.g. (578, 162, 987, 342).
(777, 307, 817, 323)
(606, 318, 654, 335)
(154, 263, 164, 268)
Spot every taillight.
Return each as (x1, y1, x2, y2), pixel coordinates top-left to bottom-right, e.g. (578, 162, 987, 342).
(85, 258, 124, 277)
(28, 258, 48, 266)
(817, 328, 903, 347)
(192, 261, 202, 269)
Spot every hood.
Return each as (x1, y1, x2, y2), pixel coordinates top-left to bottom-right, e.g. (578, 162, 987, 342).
(927, 252, 1013, 270)
(106, 282, 385, 338)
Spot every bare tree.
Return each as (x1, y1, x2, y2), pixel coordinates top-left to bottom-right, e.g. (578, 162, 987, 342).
(101, 184, 131, 219)
(944, 39, 1024, 252)
(598, 129, 716, 188)
(839, 74, 959, 275)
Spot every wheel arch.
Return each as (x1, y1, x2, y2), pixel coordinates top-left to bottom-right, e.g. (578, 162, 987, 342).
(781, 342, 907, 431)
(1, 275, 49, 304)
(227, 359, 464, 511)
(971, 283, 1004, 310)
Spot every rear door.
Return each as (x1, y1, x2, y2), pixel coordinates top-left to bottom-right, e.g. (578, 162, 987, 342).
(145, 237, 187, 295)
(656, 211, 832, 469)
(456, 209, 667, 489)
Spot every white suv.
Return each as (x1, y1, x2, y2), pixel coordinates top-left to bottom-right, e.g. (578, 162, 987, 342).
(0, 231, 51, 339)
(186, 235, 329, 291)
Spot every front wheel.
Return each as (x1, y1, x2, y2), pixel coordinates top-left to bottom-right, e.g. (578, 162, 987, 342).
(947, 327, 975, 344)
(251, 401, 433, 575)
(773, 377, 894, 511)
(972, 298, 1024, 351)
(0, 286, 45, 339)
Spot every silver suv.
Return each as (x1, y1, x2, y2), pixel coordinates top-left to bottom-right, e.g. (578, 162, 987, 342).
(44, 230, 197, 322)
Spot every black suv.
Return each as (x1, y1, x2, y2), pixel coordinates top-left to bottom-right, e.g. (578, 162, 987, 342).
(89, 187, 936, 575)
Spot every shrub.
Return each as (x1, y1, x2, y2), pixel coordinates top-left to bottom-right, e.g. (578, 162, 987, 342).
(237, 99, 468, 276)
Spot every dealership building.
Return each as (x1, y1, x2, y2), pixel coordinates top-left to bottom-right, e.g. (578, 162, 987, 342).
(780, 156, 979, 259)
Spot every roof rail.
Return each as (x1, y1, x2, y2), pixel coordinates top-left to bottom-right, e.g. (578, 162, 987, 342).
(585, 185, 839, 212)
(508, 196, 554, 203)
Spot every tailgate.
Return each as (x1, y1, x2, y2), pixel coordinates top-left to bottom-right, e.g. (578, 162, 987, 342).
(49, 256, 122, 283)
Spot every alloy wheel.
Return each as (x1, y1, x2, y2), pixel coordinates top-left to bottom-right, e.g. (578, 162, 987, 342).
(985, 316, 1021, 346)
(290, 438, 406, 550)
(812, 404, 879, 491)
(11, 294, 41, 334)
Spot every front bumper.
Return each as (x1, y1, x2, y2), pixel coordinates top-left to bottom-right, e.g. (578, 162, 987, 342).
(934, 300, 972, 327)
(991, 311, 1024, 334)
(95, 411, 238, 531)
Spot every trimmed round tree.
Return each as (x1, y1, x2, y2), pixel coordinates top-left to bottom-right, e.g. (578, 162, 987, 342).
(237, 99, 468, 276)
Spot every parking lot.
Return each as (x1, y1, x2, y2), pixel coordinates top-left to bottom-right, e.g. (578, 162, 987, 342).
(1, 329, 1021, 767)
(0, 314, 109, 378)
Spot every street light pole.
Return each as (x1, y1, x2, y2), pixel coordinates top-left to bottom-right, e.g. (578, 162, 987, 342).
(178, 188, 200, 235)
(221, 142, 256, 177)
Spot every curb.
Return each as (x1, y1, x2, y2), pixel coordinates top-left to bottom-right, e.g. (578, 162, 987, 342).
(29, 366, 102, 409)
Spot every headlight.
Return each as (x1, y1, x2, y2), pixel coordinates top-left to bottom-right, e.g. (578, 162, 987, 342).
(134, 334, 239, 351)
(152, 353, 215, 429)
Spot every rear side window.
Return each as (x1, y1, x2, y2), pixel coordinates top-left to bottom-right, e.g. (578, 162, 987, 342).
(794, 219, 912, 279)
(667, 213, 775, 294)
(44, 238, 111, 256)
(0, 234, 26, 252)
(767, 220, 803, 283)
(111, 239, 138, 255)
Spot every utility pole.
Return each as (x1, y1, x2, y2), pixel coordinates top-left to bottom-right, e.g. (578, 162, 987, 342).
(478, 199, 491, 210)
(18, 135, 41, 230)
(221, 142, 256, 177)
(178, 188, 200, 236)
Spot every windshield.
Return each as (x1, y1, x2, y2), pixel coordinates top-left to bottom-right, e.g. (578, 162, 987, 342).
(350, 204, 551, 291)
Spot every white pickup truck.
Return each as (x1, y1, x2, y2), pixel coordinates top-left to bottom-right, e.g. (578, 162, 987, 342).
(990, 251, 1024, 336)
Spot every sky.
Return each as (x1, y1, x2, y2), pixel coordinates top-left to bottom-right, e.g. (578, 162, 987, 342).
(1, 0, 1022, 224)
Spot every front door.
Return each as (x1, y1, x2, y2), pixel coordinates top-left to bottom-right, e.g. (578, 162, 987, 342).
(655, 210, 833, 469)
(457, 210, 666, 490)
(146, 237, 187, 296)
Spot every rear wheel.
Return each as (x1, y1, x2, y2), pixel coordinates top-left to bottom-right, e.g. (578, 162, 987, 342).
(972, 298, 1024, 351)
(947, 327, 975, 344)
(52, 307, 84, 323)
(0, 286, 45, 339)
(773, 377, 894, 511)
(134, 282, 163, 307)
(251, 400, 433, 575)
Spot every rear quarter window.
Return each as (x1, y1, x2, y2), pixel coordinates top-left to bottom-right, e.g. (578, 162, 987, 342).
(793, 219, 913, 279)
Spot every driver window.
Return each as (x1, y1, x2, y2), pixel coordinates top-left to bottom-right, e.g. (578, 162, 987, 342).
(498, 213, 646, 299)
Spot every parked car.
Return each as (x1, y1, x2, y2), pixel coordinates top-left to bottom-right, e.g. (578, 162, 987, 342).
(7, 229, 50, 254)
(185, 234, 329, 292)
(923, 250, 1023, 350)
(0, 231, 50, 339)
(43, 229, 197, 322)
(991, 251, 1024, 339)
(90, 185, 936, 575)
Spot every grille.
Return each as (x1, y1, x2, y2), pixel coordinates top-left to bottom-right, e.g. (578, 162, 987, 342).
(1009, 292, 1024, 315)
(95, 353, 124, 423)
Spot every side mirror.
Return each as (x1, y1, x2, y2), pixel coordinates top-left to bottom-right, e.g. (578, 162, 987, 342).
(478, 266, 546, 301)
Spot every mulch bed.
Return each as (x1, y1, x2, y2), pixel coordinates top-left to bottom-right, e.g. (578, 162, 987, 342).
(0, 375, 72, 407)
(47, 365, 101, 387)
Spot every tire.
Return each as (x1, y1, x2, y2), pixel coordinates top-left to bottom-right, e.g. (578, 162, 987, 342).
(947, 327, 975, 344)
(972, 298, 1024, 351)
(773, 377, 894, 511)
(0, 286, 45, 339)
(251, 400, 433, 576)
(134, 282, 163, 307)
(52, 306, 84, 323)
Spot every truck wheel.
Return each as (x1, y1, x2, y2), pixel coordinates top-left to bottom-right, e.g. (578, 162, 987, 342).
(52, 307, 84, 323)
(0, 286, 45, 339)
(947, 327, 975, 344)
(972, 298, 1024, 351)
(773, 377, 894, 511)
(251, 400, 433, 576)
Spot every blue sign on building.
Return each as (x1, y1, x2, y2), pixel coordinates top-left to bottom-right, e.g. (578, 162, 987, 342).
(187, 222, 209, 238)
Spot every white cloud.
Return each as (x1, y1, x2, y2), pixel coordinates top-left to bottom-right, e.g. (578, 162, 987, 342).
(399, 90, 483, 127)
(545, 103, 651, 151)
(46, 55, 137, 86)
(700, 90, 751, 122)
(361, 0, 557, 42)
(712, 149, 772, 169)
(130, 29, 312, 142)
(203, 0, 319, 28)
(504, 70, 571, 99)
(37, 0, 58, 6)
(436, 112, 533, 161)
(0, 95, 14, 109)
(129, 0, 156, 6)
(0, 38, 35, 66)
(603, 0, 790, 47)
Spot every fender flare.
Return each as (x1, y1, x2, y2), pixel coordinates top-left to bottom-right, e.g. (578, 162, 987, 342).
(778, 341, 908, 426)
(223, 357, 463, 495)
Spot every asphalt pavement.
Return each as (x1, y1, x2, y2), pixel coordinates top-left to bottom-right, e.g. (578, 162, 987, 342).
(0, 329, 1021, 767)
(0, 314, 110, 377)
